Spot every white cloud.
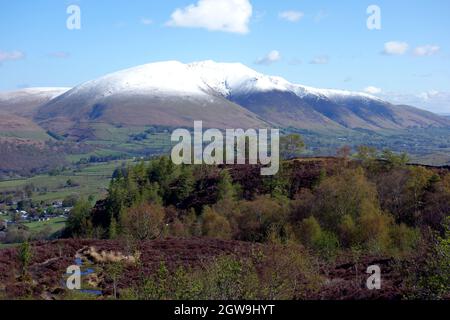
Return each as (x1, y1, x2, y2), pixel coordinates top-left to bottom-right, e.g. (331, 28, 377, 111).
(414, 45, 440, 57)
(279, 11, 304, 22)
(418, 90, 440, 100)
(364, 86, 382, 95)
(0, 50, 25, 62)
(255, 50, 281, 65)
(380, 90, 450, 114)
(310, 55, 329, 65)
(167, 0, 252, 34)
(382, 41, 409, 55)
(141, 18, 153, 25)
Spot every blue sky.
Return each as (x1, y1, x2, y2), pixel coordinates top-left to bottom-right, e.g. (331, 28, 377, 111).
(1, 0, 449, 112)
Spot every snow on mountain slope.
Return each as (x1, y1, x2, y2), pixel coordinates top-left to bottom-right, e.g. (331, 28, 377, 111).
(59, 59, 380, 102)
(0, 87, 70, 99)
(64, 61, 210, 100)
(0, 87, 71, 117)
(35, 60, 450, 132)
(39, 60, 378, 104)
(36, 61, 273, 132)
(186, 60, 381, 102)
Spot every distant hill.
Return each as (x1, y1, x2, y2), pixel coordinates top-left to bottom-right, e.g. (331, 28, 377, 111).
(0, 87, 70, 117)
(0, 61, 448, 141)
(0, 110, 51, 141)
(29, 60, 449, 138)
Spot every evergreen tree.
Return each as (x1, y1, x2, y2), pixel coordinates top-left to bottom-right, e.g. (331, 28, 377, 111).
(109, 217, 118, 239)
(216, 170, 236, 202)
(66, 198, 93, 237)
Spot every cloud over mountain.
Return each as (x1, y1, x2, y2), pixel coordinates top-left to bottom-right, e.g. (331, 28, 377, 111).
(167, 0, 252, 34)
(279, 11, 304, 22)
(382, 41, 409, 55)
(255, 50, 281, 65)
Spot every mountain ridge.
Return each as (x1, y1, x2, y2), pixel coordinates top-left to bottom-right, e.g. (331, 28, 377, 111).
(1, 61, 449, 138)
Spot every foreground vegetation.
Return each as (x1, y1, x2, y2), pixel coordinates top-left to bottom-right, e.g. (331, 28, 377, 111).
(1, 137, 449, 300)
(58, 145, 449, 300)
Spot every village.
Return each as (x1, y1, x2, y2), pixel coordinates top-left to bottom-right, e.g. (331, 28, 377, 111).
(0, 200, 71, 244)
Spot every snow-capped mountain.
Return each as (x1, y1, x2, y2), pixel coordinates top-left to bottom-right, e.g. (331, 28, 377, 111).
(6, 60, 447, 135)
(0, 87, 70, 117)
(39, 60, 379, 103)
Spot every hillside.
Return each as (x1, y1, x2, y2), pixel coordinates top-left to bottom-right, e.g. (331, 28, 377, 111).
(33, 61, 449, 136)
(0, 112, 48, 139)
(0, 87, 70, 117)
(35, 61, 268, 133)
(1, 156, 448, 300)
(0, 61, 449, 176)
(0, 238, 409, 300)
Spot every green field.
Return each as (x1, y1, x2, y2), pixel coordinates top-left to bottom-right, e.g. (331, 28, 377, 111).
(0, 130, 51, 140)
(23, 216, 67, 234)
(0, 160, 135, 203)
(0, 217, 67, 248)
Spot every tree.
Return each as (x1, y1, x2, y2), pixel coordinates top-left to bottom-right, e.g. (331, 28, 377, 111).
(23, 184, 34, 198)
(66, 179, 74, 187)
(338, 214, 357, 247)
(406, 166, 434, 225)
(62, 194, 79, 207)
(66, 198, 93, 237)
(297, 216, 322, 246)
(18, 241, 32, 278)
(123, 202, 165, 241)
(313, 167, 380, 233)
(381, 149, 409, 170)
(235, 196, 289, 242)
(201, 206, 232, 239)
(280, 134, 305, 159)
(216, 170, 236, 202)
(355, 145, 377, 162)
(336, 145, 352, 160)
(375, 168, 410, 224)
(421, 173, 450, 233)
(355, 145, 379, 172)
(357, 200, 392, 251)
(172, 166, 195, 205)
(415, 217, 450, 299)
(105, 261, 124, 299)
(109, 217, 118, 239)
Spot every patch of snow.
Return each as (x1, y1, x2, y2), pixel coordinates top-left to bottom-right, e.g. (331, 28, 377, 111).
(29, 60, 385, 105)
(0, 87, 71, 100)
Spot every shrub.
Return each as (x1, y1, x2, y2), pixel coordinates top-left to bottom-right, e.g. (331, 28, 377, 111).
(313, 168, 379, 233)
(201, 206, 232, 239)
(389, 223, 420, 257)
(413, 219, 450, 299)
(18, 241, 32, 278)
(258, 244, 323, 299)
(66, 198, 93, 237)
(297, 216, 322, 246)
(126, 248, 322, 300)
(122, 202, 165, 240)
(312, 231, 340, 262)
(357, 201, 392, 252)
(338, 214, 357, 247)
(235, 195, 289, 242)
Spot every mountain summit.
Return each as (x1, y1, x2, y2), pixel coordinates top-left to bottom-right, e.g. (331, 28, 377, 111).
(2, 60, 448, 136)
